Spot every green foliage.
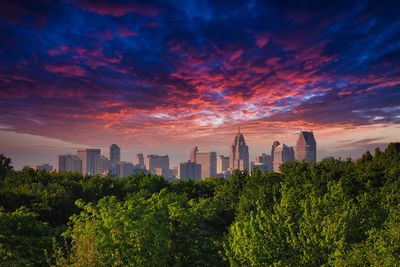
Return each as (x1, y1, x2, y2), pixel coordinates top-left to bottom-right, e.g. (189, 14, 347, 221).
(0, 207, 53, 266)
(0, 153, 13, 181)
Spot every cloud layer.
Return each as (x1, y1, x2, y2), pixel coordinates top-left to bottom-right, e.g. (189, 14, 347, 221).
(0, 0, 399, 164)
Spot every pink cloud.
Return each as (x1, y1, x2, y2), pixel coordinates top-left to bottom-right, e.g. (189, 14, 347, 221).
(44, 64, 85, 77)
(76, 2, 160, 17)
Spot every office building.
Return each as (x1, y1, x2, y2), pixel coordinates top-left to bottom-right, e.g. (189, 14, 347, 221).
(77, 148, 100, 175)
(195, 151, 217, 179)
(59, 154, 82, 173)
(229, 127, 249, 171)
(135, 153, 145, 169)
(109, 144, 120, 176)
(146, 155, 170, 177)
(296, 130, 317, 163)
(271, 141, 280, 165)
(178, 161, 201, 180)
(36, 163, 53, 172)
(190, 146, 198, 162)
(217, 155, 229, 174)
(95, 155, 110, 175)
(117, 161, 133, 177)
(253, 153, 272, 171)
(273, 143, 295, 172)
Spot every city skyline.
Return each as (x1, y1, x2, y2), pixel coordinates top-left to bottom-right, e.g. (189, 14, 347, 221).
(1, 0, 399, 170)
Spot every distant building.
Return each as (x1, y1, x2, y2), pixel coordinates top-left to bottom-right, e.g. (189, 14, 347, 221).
(59, 154, 82, 173)
(217, 155, 229, 174)
(95, 155, 110, 175)
(117, 161, 133, 177)
(146, 155, 170, 177)
(253, 153, 272, 172)
(178, 161, 201, 180)
(229, 128, 249, 171)
(190, 146, 198, 162)
(78, 148, 101, 175)
(109, 144, 120, 176)
(296, 130, 317, 163)
(273, 143, 295, 172)
(271, 141, 280, 165)
(193, 150, 217, 179)
(135, 153, 145, 169)
(36, 163, 53, 172)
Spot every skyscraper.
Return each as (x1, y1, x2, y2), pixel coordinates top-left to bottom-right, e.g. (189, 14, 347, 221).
(146, 155, 170, 177)
(217, 155, 229, 174)
(271, 141, 280, 165)
(229, 128, 249, 171)
(78, 148, 101, 175)
(117, 161, 133, 177)
(253, 153, 272, 172)
(95, 155, 110, 175)
(135, 153, 145, 169)
(109, 144, 120, 176)
(190, 147, 217, 179)
(273, 143, 294, 172)
(178, 161, 201, 180)
(295, 130, 317, 163)
(190, 146, 198, 162)
(59, 154, 82, 173)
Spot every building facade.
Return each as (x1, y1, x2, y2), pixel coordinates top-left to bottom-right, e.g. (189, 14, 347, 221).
(273, 143, 295, 172)
(135, 153, 145, 169)
(229, 128, 249, 171)
(95, 155, 110, 175)
(117, 161, 133, 177)
(146, 155, 170, 177)
(78, 148, 101, 175)
(217, 155, 229, 174)
(178, 161, 201, 180)
(295, 130, 317, 163)
(59, 154, 82, 173)
(109, 144, 120, 176)
(195, 151, 217, 179)
(254, 153, 272, 172)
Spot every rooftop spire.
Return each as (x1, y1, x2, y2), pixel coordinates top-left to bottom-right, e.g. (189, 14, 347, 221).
(238, 126, 241, 133)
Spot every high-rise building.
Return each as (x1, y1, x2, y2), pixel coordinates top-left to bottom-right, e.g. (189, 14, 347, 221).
(78, 148, 101, 175)
(217, 155, 229, 174)
(253, 153, 272, 172)
(146, 155, 170, 177)
(196, 151, 217, 179)
(273, 143, 294, 172)
(59, 154, 82, 173)
(36, 163, 53, 172)
(271, 141, 280, 165)
(190, 146, 198, 162)
(95, 155, 110, 175)
(109, 144, 120, 176)
(58, 155, 67, 172)
(295, 130, 317, 163)
(229, 128, 249, 171)
(135, 153, 145, 169)
(117, 161, 133, 177)
(178, 161, 201, 180)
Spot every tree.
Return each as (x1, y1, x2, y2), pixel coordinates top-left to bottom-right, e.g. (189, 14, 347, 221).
(0, 154, 13, 181)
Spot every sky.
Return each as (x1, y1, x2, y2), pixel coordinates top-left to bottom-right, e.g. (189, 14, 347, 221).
(0, 0, 399, 170)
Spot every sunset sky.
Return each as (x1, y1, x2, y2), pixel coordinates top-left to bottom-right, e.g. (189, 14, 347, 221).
(1, 0, 399, 169)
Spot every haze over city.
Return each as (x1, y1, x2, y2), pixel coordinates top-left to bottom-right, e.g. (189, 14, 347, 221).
(1, 0, 399, 169)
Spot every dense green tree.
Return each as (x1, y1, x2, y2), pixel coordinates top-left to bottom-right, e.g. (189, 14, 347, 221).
(0, 207, 53, 266)
(0, 154, 13, 181)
